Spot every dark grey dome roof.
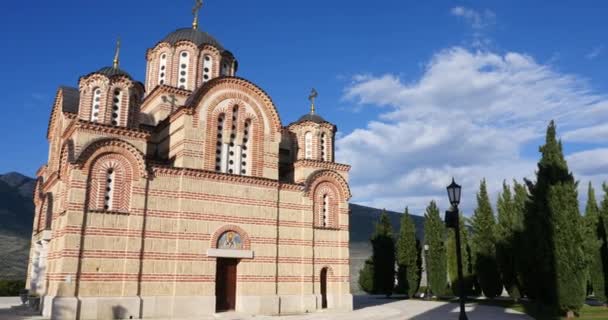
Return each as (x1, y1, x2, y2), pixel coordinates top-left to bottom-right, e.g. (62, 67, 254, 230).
(95, 66, 132, 79)
(161, 28, 225, 51)
(297, 113, 328, 124)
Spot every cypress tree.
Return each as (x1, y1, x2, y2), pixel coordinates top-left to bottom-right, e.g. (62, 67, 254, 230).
(512, 180, 528, 298)
(358, 257, 375, 293)
(371, 210, 396, 297)
(396, 207, 420, 297)
(424, 200, 447, 296)
(589, 183, 608, 304)
(523, 120, 586, 314)
(447, 213, 474, 296)
(471, 179, 503, 299)
(496, 181, 523, 300)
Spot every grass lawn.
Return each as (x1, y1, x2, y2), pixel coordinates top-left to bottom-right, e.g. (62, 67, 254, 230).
(474, 298, 608, 320)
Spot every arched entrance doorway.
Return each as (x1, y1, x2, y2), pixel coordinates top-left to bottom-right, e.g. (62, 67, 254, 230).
(320, 268, 328, 309)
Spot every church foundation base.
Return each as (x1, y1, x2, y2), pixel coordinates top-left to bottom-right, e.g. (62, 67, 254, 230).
(236, 295, 280, 315)
(278, 294, 317, 314)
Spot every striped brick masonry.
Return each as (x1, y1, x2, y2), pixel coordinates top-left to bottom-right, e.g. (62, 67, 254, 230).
(27, 19, 352, 320)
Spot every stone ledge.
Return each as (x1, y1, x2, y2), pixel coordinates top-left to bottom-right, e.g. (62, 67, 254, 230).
(207, 248, 254, 259)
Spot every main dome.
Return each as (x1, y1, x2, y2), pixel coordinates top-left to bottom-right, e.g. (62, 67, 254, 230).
(160, 28, 225, 51)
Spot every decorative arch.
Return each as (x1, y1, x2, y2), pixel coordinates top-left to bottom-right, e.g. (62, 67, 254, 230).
(210, 224, 251, 250)
(186, 77, 282, 133)
(313, 182, 340, 228)
(85, 152, 134, 212)
(76, 138, 146, 178)
(304, 169, 352, 201)
(58, 139, 75, 179)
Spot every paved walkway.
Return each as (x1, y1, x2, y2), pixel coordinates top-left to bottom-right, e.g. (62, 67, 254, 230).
(0, 296, 532, 320)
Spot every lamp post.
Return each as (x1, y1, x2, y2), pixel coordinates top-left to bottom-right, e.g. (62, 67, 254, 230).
(423, 244, 429, 300)
(446, 178, 468, 320)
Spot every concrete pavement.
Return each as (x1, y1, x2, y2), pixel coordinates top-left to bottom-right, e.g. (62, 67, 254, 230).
(0, 295, 532, 320)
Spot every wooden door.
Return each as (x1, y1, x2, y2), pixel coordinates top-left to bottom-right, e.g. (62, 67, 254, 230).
(216, 258, 237, 312)
(320, 268, 328, 309)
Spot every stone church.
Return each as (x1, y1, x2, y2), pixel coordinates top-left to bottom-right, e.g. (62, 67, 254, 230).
(27, 6, 352, 319)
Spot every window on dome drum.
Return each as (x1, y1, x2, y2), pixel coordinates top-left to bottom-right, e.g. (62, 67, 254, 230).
(322, 194, 329, 227)
(178, 51, 190, 89)
(305, 132, 313, 159)
(158, 53, 167, 85)
(321, 133, 328, 161)
(215, 114, 226, 173)
(111, 89, 122, 126)
(104, 168, 115, 211)
(91, 88, 102, 122)
(203, 54, 213, 83)
(221, 61, 231, 77)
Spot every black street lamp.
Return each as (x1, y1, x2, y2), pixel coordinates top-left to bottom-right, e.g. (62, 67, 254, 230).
(445, 178, 468, 320)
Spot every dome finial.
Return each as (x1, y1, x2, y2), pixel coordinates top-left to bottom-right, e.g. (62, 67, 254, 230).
(112, 37, 121, 69)
(308, 88, 318, 115)
(192, 0, 203, 30)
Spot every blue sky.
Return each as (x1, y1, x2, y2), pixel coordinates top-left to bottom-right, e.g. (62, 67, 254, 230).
(2, 1, 608, 214)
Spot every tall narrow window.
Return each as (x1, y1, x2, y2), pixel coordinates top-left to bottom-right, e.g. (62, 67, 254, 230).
(104, 169, 115, 211)
(178, 51, 190, 90)
(221, 60, 230, 76)
(240, 119, 251, 175)
(91, 88, 101, 122)
(215, 114, 226, 172)
(227, 106, 238, 174)
(321, 133, 328, 161)
(305, 132, 313, 159)
(158, 53, 167, 85)
(203, 55, 213, 83)
(111, 89, 122, 126)
(322, 194, 329, 227)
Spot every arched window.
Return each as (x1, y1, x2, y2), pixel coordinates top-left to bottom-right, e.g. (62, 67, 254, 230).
(305, 132, 313, 159)
(104, 168, 115, 211)
(322, 194, 329, 227)
(111, 89, 122, 126)
(203, 54, 213, 83)
(321, 133, 328, 161)
(215, 114, 226, 172)
(221, 60, 231, 77)
(314, 183, 340, 229)
(240, 119, 251, 175)
(91, 88, 101, 122)
(227, 106, 238, 174)
(158, 53, 167, 85)
(178, 51, 190, 90)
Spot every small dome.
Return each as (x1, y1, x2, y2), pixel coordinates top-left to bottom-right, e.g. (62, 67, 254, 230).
(297, 113, 329, 124)
(95, 66, 132, 79)
(161, 28, 225, 51)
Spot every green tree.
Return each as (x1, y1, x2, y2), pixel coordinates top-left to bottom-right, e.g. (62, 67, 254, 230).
(447, 213, 474, 296)
(496, 181, 523, 300)
(512, 180, 528, 298)
(396, 207, 420, 297)
(424, 200, 447, 296)
(588, 183, 608, 304)
(471, 179, 503, 299)
(523, 120, 586, 314)
(371, 210, 396, 296)
(358, 257, 375, 293)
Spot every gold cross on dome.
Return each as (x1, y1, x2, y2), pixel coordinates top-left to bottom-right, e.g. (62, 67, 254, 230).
(308, 88, 318, 114)
(192, 0, 203, 30)
(112, 37, 121, 69)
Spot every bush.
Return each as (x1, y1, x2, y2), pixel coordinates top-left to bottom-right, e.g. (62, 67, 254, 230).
(0, 280, 25, 296)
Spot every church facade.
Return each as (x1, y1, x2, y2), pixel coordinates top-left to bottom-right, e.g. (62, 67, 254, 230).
(27, 11, 352, 320)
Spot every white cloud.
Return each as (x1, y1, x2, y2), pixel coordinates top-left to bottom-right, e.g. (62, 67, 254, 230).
(450, 6, 496, 48)
(586, 46, 604, 60)
(450, 6, 496, 30)
(337, 47, 608, 215)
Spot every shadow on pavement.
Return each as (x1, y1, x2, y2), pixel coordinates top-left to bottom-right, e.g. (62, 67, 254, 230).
(409, 301, 532, 320)
(353, 294, 409, 310)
